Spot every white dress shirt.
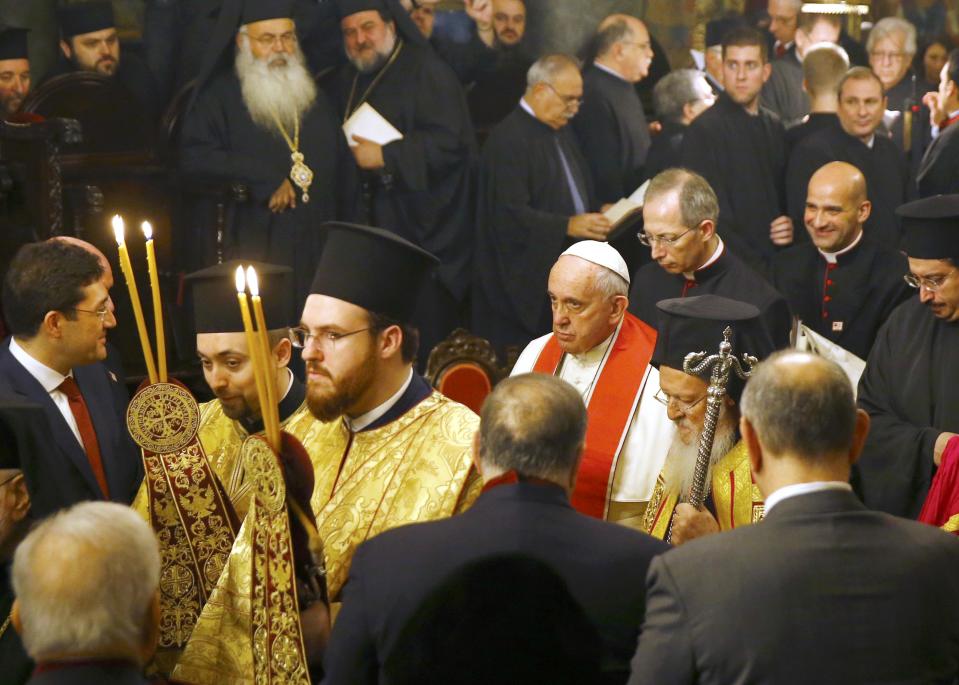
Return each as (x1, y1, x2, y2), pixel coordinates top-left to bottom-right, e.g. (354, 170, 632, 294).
(344, 368, 414, 433)
(8, 337, 83, 447)
(763, 480, 853, 514)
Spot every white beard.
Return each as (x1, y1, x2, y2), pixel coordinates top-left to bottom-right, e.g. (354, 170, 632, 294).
(662, 411, 739, 500)
(235, 39, 317, 136)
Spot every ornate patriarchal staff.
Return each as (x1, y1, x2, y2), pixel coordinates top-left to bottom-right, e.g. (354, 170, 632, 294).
(682, 326, 757, 509)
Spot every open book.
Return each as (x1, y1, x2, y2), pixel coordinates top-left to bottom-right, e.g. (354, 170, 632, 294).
(794, 323, 866, 395)
(602, 179, 650, 240)
(342, 102, 403, 148)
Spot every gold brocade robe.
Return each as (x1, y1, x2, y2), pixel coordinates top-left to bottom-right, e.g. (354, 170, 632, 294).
(642, 440, 765, 540)
(310, 390, 482, 602)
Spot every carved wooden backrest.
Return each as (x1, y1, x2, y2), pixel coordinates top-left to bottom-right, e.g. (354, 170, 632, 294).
(426, 328, 507, 413)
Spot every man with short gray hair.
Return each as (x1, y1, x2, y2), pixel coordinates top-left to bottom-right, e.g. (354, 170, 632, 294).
(630, 350, 959, 685)
(511, 241, 673, 528)
(474, 53, 610, 354)
(324, 373, 669, 684)
(644, 70, 715, 180)
(11, 501, 160, 684)
(867, 16, 925, 154)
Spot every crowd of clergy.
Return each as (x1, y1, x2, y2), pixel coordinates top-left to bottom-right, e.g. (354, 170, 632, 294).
(1, 0, 959, 683)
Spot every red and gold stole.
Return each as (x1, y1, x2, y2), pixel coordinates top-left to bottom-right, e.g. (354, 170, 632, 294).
(532, 313, 657, 518)
(919, 436, 959, 535)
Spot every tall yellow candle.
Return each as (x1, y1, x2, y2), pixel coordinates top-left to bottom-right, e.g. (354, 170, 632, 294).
(247, 266, 280, 451)
(113, 215, 158, 385)
(235, 266, 272, 444)
(141, 221, 167, 383)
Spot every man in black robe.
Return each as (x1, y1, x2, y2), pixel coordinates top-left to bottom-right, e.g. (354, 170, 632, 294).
(43, 2, 160, 120)
(645, 69, 715, 181)
(473, 53, 608, 356)
(856, 194, 959, 519)
(784, 41, 848, 154)
(773, 162, 910, 360)
(916, 48, 959, 197)
(629, 168, 792, 350)
(0, 27, 31, 119)
(328, 0, 475, 361)
(786, 67, 909, 250)
(572, 14, 653, 205)
(180, 0, 356, 304)
(680, 27, 793, 274)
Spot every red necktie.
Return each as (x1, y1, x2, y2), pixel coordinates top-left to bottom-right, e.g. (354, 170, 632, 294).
(775, 43, 786, 58)
(58, 377, 110, 498)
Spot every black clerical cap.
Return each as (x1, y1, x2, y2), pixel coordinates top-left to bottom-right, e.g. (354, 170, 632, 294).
(652, 295, 776, 402)
(58, 1, 116, 38)
(310, 222, 438, 323)
(0, 28, 29, 61)
(0, 395, 47, 471)
(335, 0, 430, 48)
(705, 16, 746, 48)
(184, 260, 295, 334)
(241, 0, 295, 24)
(896, 194, 959, 261)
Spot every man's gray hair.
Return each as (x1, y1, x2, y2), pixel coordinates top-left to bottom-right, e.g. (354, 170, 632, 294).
(479, 374, 587, 482)
(591, 263, 629, 299)
(774, 0, 803, 10)
(644, 168, 719, 227)
(12, 501, 160, 660)
(527, 53, 582, 88)
(594, 18, 634, 59)
(740, 350, 857, 462)
(866, 17, 917, 56)
(654, 69, 707, 124)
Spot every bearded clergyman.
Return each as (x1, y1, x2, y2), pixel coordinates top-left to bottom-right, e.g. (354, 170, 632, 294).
(180, 0, 357, 303)
(641, 295, 777, 545)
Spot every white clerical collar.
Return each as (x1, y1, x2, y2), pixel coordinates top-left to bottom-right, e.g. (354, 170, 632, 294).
(593, 61, 628, 82)
(683, 237, 724, 280)
(279, 367, 294, 400)
(864, 134, 875, 148)
(764, 480, 852, 513)
(8, 337, 71, 392)
(818, 229, 863, 264)
(570, 326, 617, 365)
(344, 368, 414, 432)
(520, 97, 535, 117)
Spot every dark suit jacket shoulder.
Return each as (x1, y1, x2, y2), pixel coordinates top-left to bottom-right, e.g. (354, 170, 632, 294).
(0, 341, 141, 517)
(629, 490, 959, 685)
(323, 483, 669, 685)
(917, 122, 959, 197)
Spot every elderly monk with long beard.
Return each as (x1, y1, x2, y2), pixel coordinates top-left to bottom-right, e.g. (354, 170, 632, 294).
(180, 0, 357, 302)
(642, 295, 777, 545)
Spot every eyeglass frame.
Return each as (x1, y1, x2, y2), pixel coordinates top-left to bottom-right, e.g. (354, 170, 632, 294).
(869, 50, 906, 63)
(289, 326, 374, 351)
(0, 472, 20, 488)
(638, 222, 702, 248)
(245, 30, 298, 50)
(71, 305, 111, 323)
(543, 81, 583, 108)
(903, 268, 957, 293)
(653, 387, 707, 415)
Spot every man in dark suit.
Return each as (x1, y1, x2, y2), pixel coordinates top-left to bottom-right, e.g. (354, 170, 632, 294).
(644, 69, 715, 181)
(322, 373, 669, 685)
(629, 350, 959, 685)
(0, 240, 141, 518)
(917, 47, 959, 197)
(11, 501, 159, 685)
(773, 161, 910, 360)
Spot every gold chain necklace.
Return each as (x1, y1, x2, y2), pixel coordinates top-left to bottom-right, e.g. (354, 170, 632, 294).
(269, 110, 313, 204)
(0, 610, 12, 640)
(343, 40, 405, 121)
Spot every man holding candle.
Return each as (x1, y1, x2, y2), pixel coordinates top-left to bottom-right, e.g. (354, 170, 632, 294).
(180, 0, 356, 303)
(299, 222, 481, 604)
(0, 240, 140, 516)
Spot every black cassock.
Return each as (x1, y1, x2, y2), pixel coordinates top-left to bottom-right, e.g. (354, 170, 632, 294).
(785, 112, 837, 156)
(627, 246, 793, 350)
(856, 298, 959, 518)
(572, 65, 649, 204)
(473, 107, 595, 354)
(328, 41, 476, 353)
(916, 120, 959, 198)
(680, 93, 788, 273)
(43, 52, 161, 122)
(644, 120, 686, 182)
(180, 71, 356, 301)
(786, 120, 909, 251)
(771, 236, 911, 360)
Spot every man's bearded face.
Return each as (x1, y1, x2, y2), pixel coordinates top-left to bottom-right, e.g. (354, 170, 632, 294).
(0, 59, 30, 116)
(342, 11, 398, 74)
(65, 28, 119, 76)
(235, 25, 317, 134)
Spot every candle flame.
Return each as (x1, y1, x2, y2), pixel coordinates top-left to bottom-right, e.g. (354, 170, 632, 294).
(141, 221, 153, 240)
(112, 215, 125, 245)
(246, 266, 259, 297)
(235, 265, 246, 293)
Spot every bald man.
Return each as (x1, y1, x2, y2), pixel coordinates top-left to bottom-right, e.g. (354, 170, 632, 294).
(772, 161, 911, 359)
(572, 14, 654, 206)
